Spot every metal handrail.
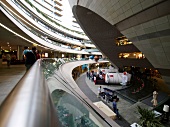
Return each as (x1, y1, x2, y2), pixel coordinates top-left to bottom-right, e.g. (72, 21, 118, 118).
(0, 60, 58, 127)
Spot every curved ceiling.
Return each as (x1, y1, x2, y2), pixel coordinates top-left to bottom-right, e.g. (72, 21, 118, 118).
(0, 10, 47, 51)
(72, 5, 153, 68)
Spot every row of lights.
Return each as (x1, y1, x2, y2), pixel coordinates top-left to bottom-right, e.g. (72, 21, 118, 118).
(7, 42, 12, 51)
(1, 42, 66, 54)
(119, 52, 145, 59)
(1, 42, 12, 51)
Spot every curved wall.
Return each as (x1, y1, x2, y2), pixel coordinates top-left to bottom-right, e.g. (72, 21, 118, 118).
(72, 5, 153, 69)
(68, 0, 170, 85)
(47, 60, 120, 127)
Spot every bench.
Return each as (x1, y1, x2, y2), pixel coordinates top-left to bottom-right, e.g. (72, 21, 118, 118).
(93, 101, 117, 120)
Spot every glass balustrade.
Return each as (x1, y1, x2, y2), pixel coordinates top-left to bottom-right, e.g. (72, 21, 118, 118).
(52, 89, 99, 127)
(41, 58, 117, 127)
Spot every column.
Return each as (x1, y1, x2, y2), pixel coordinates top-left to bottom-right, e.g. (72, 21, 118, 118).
(53, 52, 57, 58)
(17, 45, 23, 60)
(0, 49, 2, 67)
(54, 52, 61, 58)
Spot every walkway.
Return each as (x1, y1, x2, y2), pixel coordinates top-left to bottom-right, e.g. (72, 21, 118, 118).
(0, 63, 26, 105)
(76, 73, 152, 125)
(76, 74, 132, 126)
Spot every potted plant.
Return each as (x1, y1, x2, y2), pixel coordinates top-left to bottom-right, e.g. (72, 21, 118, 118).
(137, 106, 164, 127)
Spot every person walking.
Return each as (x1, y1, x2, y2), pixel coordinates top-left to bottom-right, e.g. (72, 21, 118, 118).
(97, 86, 102, 98)
(105, 90, 110, 103)
(6, 54, 11, 68)
(86, 71, 89, 78)
(94, 76, 96, 84)
(23, 46, 36, 71)
(112, 99, 120, 119)
(32, 47, 41, 60)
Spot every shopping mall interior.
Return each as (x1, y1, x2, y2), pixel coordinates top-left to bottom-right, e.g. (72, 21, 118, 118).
(0, 0, 170, 127)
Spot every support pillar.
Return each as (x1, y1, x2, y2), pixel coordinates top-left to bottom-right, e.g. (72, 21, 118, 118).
(17, 45, 23, 60)
(0, 49, 2, 67)
(0, 59, 2, 67)
(53, 52, 57, 58)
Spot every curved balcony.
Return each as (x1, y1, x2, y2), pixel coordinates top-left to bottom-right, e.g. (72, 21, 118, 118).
(0, 3, 91, 54)
(19, 0, 89, 40)
(6, 0, 95, 48)
(0, 58, 120, 127)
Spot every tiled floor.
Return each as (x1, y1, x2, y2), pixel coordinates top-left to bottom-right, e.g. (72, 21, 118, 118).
(0, 63, 26, 105)
(76, 73, 170, 126)
(76, 74, 132, 126)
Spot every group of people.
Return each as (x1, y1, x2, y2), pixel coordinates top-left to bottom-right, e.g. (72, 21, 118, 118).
(23, 46, 40, 71)
(86, 71, 94, 80)
(97, 86, 120, 119)
(3, 46, 40, 70)
(86, 70, 104, 84)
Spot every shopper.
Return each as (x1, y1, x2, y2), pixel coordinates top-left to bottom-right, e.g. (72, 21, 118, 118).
(23, 46, 36, 71)
(112, 99, 120, 119)
(105, 90, 110, 103)
(94, 76, 96, 84)
(6, 54, 11, 68)
(97, 86, 102, 98)
(32, 47, 40, 60)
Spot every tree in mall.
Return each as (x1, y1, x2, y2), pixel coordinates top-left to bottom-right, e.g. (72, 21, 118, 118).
(137, 106, 164, 127)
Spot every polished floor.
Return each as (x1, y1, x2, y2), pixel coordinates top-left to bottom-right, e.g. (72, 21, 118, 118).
(76, 74, 131, 127)
(76, 73, 170, 126)
(0, 63, 26, 105)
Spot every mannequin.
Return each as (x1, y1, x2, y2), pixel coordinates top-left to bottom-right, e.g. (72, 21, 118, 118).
(121, 72, 128, 85)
